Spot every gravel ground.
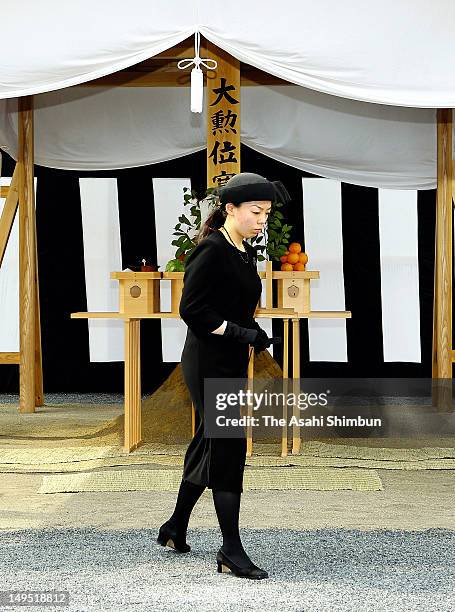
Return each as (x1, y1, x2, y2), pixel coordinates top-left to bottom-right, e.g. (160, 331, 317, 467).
(1, 527, 454, 612)
(1, 394, 454, 610)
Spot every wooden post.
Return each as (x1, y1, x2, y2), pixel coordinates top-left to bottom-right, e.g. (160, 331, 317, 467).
(0, 162, 43, 401)
(246, 348, 255, 457)
(433, 110, 453, 408)
(265, 260, 273, 309)
(206, 42, 241, 189)
(18, 97, 36, 413)
(124, 319, 142, 452)
(281, 318, 289, 457)
(291, 318, 301, 454)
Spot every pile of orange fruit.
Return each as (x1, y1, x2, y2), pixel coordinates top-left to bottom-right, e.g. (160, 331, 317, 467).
(280, 242, 308, 271)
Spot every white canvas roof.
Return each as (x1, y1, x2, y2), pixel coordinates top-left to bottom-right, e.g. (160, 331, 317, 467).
(0, 0, 453, 187)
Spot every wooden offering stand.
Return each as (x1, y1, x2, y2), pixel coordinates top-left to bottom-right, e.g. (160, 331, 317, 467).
(246, 262, 351, 457)
(72, 271, 186, 452)
(72, 265, 350, 455)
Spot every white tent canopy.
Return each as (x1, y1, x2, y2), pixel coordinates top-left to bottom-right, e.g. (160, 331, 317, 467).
(0, 86, 439, 189)
(0, 1, 453, 188)
(1, 0, 454, 107)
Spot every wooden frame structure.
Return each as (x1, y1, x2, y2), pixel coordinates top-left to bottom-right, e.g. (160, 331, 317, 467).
(433, 110, 453, 390)
(0, 96, 43, 412)
(0, 36, 452, 417)
(71, 266, 351, 453)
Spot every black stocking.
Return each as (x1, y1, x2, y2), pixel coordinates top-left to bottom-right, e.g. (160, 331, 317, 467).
(167, 479, 206, 538)
(212, 489, 252, 568)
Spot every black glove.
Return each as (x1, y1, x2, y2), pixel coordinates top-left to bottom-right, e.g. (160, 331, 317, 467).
(252, 328, 270, 354)
(251, 322, 283, 354)
(223, 321, 259, 344)
(250, 321, 271, 354)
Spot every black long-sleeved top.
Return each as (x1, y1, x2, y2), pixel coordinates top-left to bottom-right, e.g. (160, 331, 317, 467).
(179, 230, 262, 340)
(179, 230, 261, 490)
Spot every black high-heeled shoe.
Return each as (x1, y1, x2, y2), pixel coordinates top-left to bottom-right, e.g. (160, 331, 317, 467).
(156, 521, 190, 553)
(216, 548, 268, 580)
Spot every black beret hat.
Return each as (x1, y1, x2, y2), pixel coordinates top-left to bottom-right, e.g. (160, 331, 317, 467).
(218, 172, 291, 206)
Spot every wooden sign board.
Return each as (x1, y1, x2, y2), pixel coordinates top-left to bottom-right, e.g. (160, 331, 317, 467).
(206, 42, 241, 189)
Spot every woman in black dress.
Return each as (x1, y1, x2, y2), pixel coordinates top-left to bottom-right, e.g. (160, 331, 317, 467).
(157, 172, 285, 580)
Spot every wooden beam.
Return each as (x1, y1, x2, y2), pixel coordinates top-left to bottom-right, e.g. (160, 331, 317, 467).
(79, 36, 289, 87)
(434, 109, 452, 381)
(150, 38, 196, 60)
(71, 311, 180, 319)
(86, 69, 192, 88)
(0, 352, 20, 364)
(206, 42, 241, 189)
(18, 96, 36, 413)
(82, 35, 287, 89)
(71, 309, 351, 319)
(83, 68, 289, 88)
(0, 166, 19, 269)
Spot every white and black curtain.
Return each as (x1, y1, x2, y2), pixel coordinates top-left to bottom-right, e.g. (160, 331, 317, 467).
(0, 147, 438, 392)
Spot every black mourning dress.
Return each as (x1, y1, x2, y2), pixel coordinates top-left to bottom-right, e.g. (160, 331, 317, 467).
(179, 230, 262, 493)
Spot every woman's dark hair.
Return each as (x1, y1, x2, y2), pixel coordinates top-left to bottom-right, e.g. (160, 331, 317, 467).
(197, 199, 241, 243)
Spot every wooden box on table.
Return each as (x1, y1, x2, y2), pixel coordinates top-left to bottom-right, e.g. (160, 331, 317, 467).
(111, 272, 162, 314)
(258, 261, 320, 313)
(161, 272, 184, 314)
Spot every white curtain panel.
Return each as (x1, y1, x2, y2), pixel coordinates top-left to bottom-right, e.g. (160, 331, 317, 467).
(0, 177, 19, 352)
(79, 178, 124, 362)
(198, 197, 212, 227)
(0, 86, 441, 189)
(256, 249, 273, 357)
(0, 2, 454, 106)
(0, 177, 37, 353)
(302, 179, 348, 363)
(378, 189, 421, 363)
(242, 87, 438, 190)
(152, 178, 191, 363)
(0, 88, 206, 171)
